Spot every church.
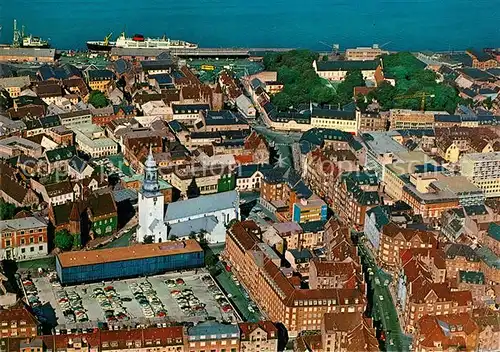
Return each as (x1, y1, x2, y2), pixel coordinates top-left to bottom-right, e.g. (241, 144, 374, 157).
(136, 149, 169, 243)
(136, 149, 240, 244)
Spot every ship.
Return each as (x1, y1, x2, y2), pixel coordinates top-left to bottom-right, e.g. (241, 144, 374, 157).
(86, 33, 115, 52)
(12, 20, 50, 48)
(86, 32, 198, 52)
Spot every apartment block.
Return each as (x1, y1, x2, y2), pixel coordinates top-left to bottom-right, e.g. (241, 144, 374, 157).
(461, 152, 500, 198)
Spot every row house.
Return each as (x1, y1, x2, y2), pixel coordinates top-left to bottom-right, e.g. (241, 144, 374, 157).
(31, 179, 76, 206)
(404, 281, 473, 334)
(475, 246, 500, 285)
(414, 313, 478, 352)
(225, 221, 366, 337)
(1, 321, 279, 352)
(444, 243, 482, 279)
(399, 248, 447, 285)
(321, 312, 378, 352)
(239, 321, 278, 352)
(303, 147, 358, 203)
(456, 271, 489, 307)
(308, 259, 362, 290)
(0, 301, 40, 338)
(484, 223, 500, 256)
(332, 171, 380, 230)
(0, 163, 39, 208)
(472, 308, 500, 352)
(323, 219, 360, 263)
(186, 321, 240, 352)
(377, 222, 437, 268)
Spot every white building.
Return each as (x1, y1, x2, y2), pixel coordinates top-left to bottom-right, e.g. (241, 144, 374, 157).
(73, 124, 118, 158)
(312, 59, 380, 82)
(164, 190, 240, 243)
(68, 156, 94, 180)
(461, 152, 500, 198)
(141, 100, 171, 120)
(172, 103, 210, 125)
(236, 164, 272, 192)
(136, 149, 169, 243)
(59, 110, 92, 128)
(235, 95, 256, 119)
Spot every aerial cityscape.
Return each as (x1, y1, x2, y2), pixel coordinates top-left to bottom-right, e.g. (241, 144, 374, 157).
(0, 3, 500, 351)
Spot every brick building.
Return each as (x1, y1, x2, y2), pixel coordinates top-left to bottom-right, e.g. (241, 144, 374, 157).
(0, 301, 39, 338)
(377, 223, 437, 268)
(225, 221, 365, 336)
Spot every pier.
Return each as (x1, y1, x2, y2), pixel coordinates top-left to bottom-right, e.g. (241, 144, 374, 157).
(107, 46, 295, 60)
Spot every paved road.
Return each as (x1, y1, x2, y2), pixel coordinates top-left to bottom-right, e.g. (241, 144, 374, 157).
(251, 124, 303, 168)
(358, 240, 412, 352)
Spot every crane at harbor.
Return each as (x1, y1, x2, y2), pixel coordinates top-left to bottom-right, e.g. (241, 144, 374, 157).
(394, 92, 435, 111)
(103, 33, 113, 46)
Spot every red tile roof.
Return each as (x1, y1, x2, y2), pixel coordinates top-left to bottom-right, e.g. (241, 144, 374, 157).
(234, 154, 254, 165)
(239, 321, 277, 340)
(381, 222, 437, 246)
(0, 301, 39, 328)
(228, 220, 261, 251)
(416, 313, 477, 350)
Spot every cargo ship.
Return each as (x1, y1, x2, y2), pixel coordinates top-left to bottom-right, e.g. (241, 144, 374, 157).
(86, 33, 115, 52)
(87, 32, 198, 52)
(12, 20, 50, 48)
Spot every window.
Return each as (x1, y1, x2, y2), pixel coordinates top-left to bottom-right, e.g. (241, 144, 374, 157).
(30, 247, 34, 252)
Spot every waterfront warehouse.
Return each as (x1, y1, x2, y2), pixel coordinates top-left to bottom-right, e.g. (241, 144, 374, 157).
(56, 240, 204, 285)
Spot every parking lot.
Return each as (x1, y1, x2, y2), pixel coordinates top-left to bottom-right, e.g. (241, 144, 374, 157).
(30, 270, 237, 329)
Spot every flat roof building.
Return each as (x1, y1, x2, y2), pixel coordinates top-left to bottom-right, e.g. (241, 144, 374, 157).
(56, 240, 203, 284)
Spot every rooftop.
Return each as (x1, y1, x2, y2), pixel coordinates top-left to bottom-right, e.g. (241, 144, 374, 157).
(0, 217, 46, 231)
(315, 59, 380, 71)
(164, 190, 238, 221)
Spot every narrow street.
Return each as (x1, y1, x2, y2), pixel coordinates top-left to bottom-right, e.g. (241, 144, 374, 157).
(357, 240, 412, 352)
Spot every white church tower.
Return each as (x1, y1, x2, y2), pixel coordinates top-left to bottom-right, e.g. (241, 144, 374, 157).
(136, 148, 168, 243)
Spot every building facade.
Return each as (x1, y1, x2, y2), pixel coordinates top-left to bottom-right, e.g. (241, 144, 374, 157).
(0, 217, 48, 261)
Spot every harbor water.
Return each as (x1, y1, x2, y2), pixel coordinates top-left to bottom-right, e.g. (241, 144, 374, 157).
(0, 0, 498, 51)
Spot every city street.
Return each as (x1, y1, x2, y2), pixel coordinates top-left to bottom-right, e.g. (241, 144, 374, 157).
(357, 240, 412, 352)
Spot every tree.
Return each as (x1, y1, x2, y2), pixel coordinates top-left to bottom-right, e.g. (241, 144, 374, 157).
(54, 230, 73, 251)
(0, 90, 13, 110)
(483, 97, 493, 110)
(378, 52, 460, 113)
(0, 199, 16, 220)
(88, 90, 109, 108)
(187, 178, 200, 199)
(334, 70, 365, 105)
(205, 254, 218, 268)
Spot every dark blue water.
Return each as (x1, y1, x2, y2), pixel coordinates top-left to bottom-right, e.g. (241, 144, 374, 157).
(0, 0, 498, 51)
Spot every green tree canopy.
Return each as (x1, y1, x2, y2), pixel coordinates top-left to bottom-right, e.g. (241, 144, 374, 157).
(334, 70, 366, 105)
(0, 199, 16, 220)
(88, 90, 109, 108)
(54, 230, 74, 251)
(374, 52, 460, 113)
